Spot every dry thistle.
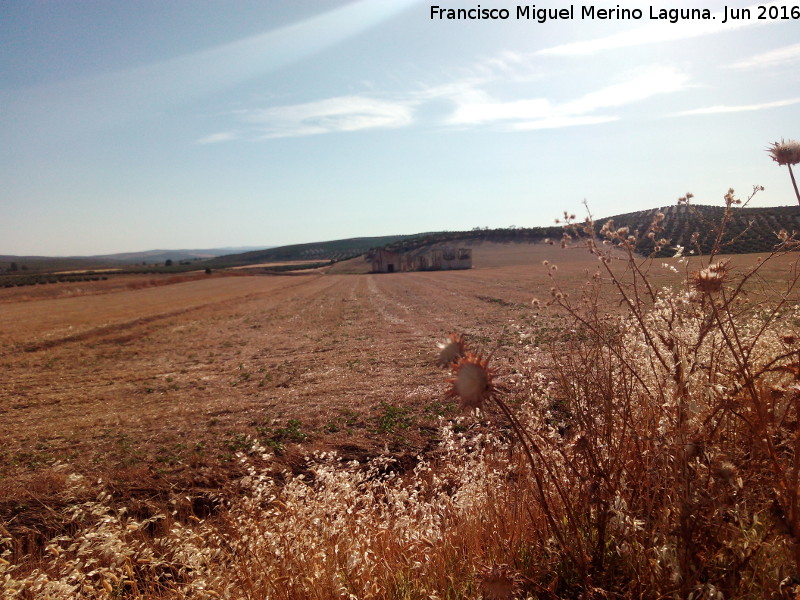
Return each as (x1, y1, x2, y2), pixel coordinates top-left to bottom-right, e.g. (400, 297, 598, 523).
(693, 261, 729, 294)
(447, 351, 496, 411)
(768, 138, 800, 205)
(768, 139, 800, 166)
(436, 333, 467, 368)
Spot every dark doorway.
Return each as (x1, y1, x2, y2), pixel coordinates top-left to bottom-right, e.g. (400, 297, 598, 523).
(387, 264, 395, 273)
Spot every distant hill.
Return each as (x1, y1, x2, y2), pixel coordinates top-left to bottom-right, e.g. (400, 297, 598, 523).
(369, 205, 800, 257)
(0, 247, 269, 272)
(206, 235, 427, 267)
(373, 227, 562, 254)
(4, 205, 798, 277)
(603, 204, 800, 256)
(90, 247, 268, 265)
(0, 255, 119, 273)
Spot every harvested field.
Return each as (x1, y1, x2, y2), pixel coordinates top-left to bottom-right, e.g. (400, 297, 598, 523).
(2, 242, 796, 573)
(0, 243, 577, 547)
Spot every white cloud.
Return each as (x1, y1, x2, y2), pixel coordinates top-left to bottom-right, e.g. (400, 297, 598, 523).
(202, 59, 688, 140)
(442, 67, 689, 130)
(560, 68, 690, 113)
(538, 2, 777, 56)
(511, 115, 619, 131)
(411, 78, 489, 102)
(671, 97, 800, 116)
(447, 91, 552, 126)
(237, 96, 414, 138)
(728, 43, 800, 69)
(197, 132, 238, 144)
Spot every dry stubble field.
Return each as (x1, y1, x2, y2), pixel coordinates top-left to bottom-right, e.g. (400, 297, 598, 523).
(0, 243, 583, 551)
(0, 241, 785, 559)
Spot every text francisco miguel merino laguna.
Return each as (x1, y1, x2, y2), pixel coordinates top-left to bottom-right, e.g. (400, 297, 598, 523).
(430, 4, 799, 24)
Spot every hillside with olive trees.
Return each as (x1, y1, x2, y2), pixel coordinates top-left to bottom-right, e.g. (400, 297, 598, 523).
(368, 204, 800, 258)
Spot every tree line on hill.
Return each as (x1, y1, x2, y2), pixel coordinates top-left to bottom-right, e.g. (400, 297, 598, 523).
(3, 205, 797, 285)
(369, 204, 800, 258)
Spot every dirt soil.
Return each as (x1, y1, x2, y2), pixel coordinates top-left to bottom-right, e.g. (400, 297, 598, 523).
(1, 241, 790, 557)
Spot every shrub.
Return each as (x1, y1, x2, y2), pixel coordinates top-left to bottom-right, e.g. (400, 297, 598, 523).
(452, 185, 800, 597)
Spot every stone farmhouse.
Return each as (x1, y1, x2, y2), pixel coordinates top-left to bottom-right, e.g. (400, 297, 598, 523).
(370, 247, 472, 273)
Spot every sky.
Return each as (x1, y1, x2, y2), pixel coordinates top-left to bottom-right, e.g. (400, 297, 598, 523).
(1, 1, 799, 256)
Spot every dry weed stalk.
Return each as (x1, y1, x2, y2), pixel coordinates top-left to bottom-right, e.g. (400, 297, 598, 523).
(523, 185, 800, 596)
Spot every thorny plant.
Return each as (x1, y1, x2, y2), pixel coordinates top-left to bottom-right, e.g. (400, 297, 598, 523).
(442, 183, 800, 597)
(768, 138, 800, 206)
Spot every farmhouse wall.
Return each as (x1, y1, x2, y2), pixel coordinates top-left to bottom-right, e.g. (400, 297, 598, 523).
(370, 247, 472, 273)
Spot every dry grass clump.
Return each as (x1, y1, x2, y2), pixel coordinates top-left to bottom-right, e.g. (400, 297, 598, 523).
(220, 440, 542, 599)
(2, 432, 553, 598)
(1, 482, 224, 598)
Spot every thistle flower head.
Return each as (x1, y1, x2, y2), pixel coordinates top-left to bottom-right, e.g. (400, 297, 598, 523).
(693, 260, 729, 294)
(724, 188, 742, 206)
(435, 333, 467, 368)
(447, 351, 496, 411)
(768, 139, 800, 166)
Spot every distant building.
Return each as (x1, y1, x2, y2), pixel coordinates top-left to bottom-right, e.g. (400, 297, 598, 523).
(370, 247, 472, 273)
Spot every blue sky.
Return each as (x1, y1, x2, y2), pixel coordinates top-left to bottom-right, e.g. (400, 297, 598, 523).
(1, 1, 799, 256)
